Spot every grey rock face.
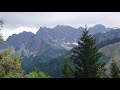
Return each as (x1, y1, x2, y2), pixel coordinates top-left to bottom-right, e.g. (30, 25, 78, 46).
(0, 24, 115, 61)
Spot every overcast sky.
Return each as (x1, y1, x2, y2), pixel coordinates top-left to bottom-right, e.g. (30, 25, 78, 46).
(0, 12, 120, 40)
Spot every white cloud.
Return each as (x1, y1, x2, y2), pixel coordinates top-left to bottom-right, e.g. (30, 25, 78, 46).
(0, 26, 37, 40)
(1, 12, 120, 40)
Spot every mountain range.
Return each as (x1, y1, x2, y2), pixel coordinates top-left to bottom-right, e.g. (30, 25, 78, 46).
(1, 24, 120, 77)
(0, 24, 113, 56)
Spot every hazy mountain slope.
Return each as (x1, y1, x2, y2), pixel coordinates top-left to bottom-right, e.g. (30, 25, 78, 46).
(99, 42, 120, 75)
(93, 29, 120, 48)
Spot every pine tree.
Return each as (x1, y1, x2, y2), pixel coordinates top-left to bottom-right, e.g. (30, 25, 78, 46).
(96, 66, 106, 78)
(110, 60, 120, 78)
(71, 27, 102, 78)
(62, 58, 74, 78)
(109, 50, 120, 78)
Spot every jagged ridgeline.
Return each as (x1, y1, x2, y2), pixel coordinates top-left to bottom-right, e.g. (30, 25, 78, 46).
(1, 24, 120, 77)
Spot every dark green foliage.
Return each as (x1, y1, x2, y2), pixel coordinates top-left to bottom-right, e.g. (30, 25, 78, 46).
(21, 51, 72, 78)
(71, 28, 102, 78)
(21, 47, 67, 72)
(96, 66, 106, 78)
(110, 60, 120, 78)
(96, 54, 110, 78)
(22, 54, 66, 78)
(62, 58, 74, 78)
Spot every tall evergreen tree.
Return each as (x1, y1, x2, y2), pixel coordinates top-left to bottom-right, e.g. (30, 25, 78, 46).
(110, 50, 120, 78)
(96, 66, 106, 78)
(71, 27, 102, 78)
(110, 60, 120, 78)
(109, 51, 120, 78)
(62, 58, 74, 78)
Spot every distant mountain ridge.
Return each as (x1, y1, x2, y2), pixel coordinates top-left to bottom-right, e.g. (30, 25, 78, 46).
(93, 28, 120, 48)
(0, 24, 115, 59)
(1, 24, 120, 77)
